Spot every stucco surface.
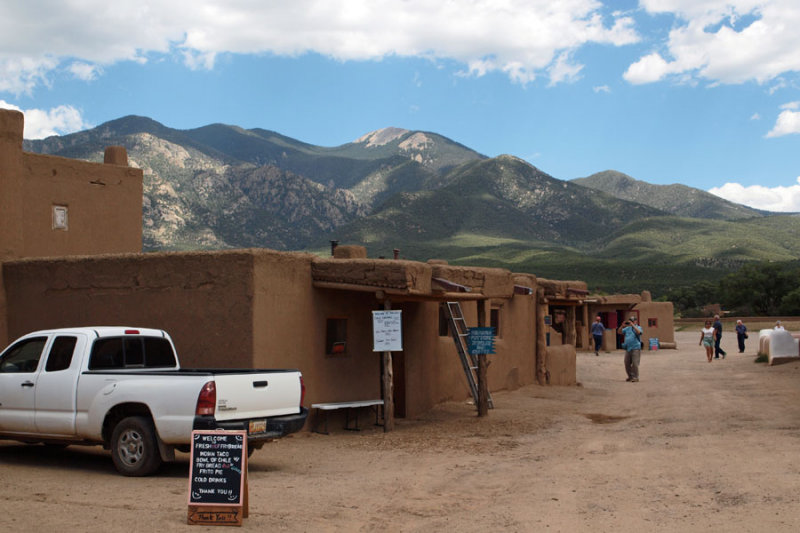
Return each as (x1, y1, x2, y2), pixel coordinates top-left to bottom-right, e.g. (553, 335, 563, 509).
(312, 258, 432, 292)
(3, 251, 256, 368)
(431, 264, 515, 298)
(21, 152, 142, 257)
(545, 344, 577, 385)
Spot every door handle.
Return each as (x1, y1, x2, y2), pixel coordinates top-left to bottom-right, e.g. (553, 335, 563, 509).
(21, 381, 35, 388)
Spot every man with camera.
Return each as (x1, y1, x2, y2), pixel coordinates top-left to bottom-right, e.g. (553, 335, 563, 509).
(617, 316, 643, 382)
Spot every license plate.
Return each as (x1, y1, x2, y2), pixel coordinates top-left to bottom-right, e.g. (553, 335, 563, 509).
(249, 419, 267, 434)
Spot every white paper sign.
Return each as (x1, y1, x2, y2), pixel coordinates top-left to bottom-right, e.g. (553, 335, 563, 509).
(372, 310, 402, 352)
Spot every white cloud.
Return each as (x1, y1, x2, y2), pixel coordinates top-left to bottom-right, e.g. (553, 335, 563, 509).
(0, 100, 91, 139)
(593, 85, 611, 93)
(68, 62, 101, 81)
(766, 101, 800, 137)
(0, 1, 640, 92)
(750, 112, 760, 120)
(627, 1, 800, 85)
(547, 52, 584, 86)
(709, 178, 800, 212)
(624, 52, 673, 84)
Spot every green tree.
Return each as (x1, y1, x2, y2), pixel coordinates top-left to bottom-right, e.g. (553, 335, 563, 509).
(665, 281, 719, 315)
(720, 263, 797, 316)
(779, 287, 800, 315)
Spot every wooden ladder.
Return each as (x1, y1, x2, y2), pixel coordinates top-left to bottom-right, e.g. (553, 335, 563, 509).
(444, 302, 493, 409)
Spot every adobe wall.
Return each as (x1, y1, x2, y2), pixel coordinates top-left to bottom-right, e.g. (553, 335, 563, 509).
(494, 292, 538, 390)
(21, 151, 142, 257)
(634, 301, 675, 347)
(545, 345, 576, 386)
(0, 110, 25, 262)
(0, 108, 143, 346)
(405, 301, 471, 416)
(0, 110, 26, 345)
(2, 251, 255, 367)
(0, 108, 142, 262)
(252, 250, 383, 405)
(403, 295, 539, 418)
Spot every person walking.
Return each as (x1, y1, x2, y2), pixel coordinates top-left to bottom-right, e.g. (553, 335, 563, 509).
(590, 315, 605, 356)
(713, 315, 726, 359)
(617, 316, 643, 382)
(700, 319, 716, 362)
(735, 319, 748, 353)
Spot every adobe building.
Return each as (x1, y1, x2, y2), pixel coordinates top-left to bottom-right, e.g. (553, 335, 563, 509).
(0, 108, 673, 423)
(0, 109, 142, 344)
(586, 291, 676, 351)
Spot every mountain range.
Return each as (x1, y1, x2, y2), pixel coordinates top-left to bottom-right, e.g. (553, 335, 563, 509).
(23, 116, 800, 295)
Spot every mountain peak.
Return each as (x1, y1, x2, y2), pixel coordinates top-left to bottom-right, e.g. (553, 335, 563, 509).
(572, 170, 764, 220)
(354, 127, 410, 147)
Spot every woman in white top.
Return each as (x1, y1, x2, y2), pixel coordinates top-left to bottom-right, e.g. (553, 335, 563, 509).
(699, 319, 715, 362)
(774, 320, 785, 330)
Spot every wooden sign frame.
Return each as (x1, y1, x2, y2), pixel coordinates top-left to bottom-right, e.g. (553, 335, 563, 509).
(187, 430, 249, 526)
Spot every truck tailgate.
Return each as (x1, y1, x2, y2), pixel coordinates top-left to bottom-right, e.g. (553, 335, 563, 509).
(212, 370, 302, 421)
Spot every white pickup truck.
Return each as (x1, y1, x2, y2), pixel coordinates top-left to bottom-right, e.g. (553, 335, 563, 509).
(0, 327, 308, 476)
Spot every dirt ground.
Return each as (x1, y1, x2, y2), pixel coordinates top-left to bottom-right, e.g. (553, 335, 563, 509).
(2, 329, 800, 532)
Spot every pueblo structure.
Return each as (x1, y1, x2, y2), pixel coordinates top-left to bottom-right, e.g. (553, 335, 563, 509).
(0, 108, 673, 425)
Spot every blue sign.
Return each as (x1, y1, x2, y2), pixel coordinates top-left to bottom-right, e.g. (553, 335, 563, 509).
(468, 327, 496, 355)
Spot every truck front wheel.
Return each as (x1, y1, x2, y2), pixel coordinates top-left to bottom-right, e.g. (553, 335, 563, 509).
(110, 416, 162, 476)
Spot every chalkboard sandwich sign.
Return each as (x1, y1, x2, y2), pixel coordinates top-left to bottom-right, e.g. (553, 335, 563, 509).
(187, 430, 249, 526)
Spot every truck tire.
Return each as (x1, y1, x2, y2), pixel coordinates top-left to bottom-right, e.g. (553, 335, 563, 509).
(110, 416, 162, 476)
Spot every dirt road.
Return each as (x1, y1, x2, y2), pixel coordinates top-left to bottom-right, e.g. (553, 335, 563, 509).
(2, 330, 799, 532)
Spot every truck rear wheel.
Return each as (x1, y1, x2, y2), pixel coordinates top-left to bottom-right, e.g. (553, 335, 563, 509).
(110, 416, 162, 476)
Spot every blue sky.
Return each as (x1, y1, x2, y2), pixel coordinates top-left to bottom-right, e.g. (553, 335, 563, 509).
(2, 0, 799, 211)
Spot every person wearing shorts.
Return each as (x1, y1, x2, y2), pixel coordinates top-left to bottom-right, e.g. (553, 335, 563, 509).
(700, 320, 715, 362)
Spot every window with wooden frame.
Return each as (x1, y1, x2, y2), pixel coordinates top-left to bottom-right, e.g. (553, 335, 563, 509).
(648, 318, 658, 328)
(325, 318, 347, 356)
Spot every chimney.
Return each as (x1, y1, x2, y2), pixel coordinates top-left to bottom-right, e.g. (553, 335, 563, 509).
(330, 240, 339, 256)
(393, 248, 400, 260)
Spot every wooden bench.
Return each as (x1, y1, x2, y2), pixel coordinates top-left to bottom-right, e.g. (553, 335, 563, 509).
(311, 400, 384, 434)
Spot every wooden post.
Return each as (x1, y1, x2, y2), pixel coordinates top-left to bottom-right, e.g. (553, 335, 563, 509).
(476, 300, 489, 417)
(535, 288, 548, 385)
(382, 299, 395, 432)
(565, 306, 576, 346)
(581, 303, 590, 351)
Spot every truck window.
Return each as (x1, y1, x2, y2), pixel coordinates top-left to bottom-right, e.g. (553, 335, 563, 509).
(124, 337, 145, 366)
(0, 337, 47, 373)
(45, 336, 78, 372)
(89, 336, 176, 369)
(143, 337, 177, 367)
(89, 338, 124, 369)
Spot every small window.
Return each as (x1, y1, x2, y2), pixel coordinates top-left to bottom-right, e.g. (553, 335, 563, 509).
(326, 318, 347, 356)
(490, 308, 501, 338)
(439, 305, 450, 337)
(648, 318, 658, 327)
(45, 336, 77, 372)
(0, 337, 47, 373)
(52, 205, 68, 230)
